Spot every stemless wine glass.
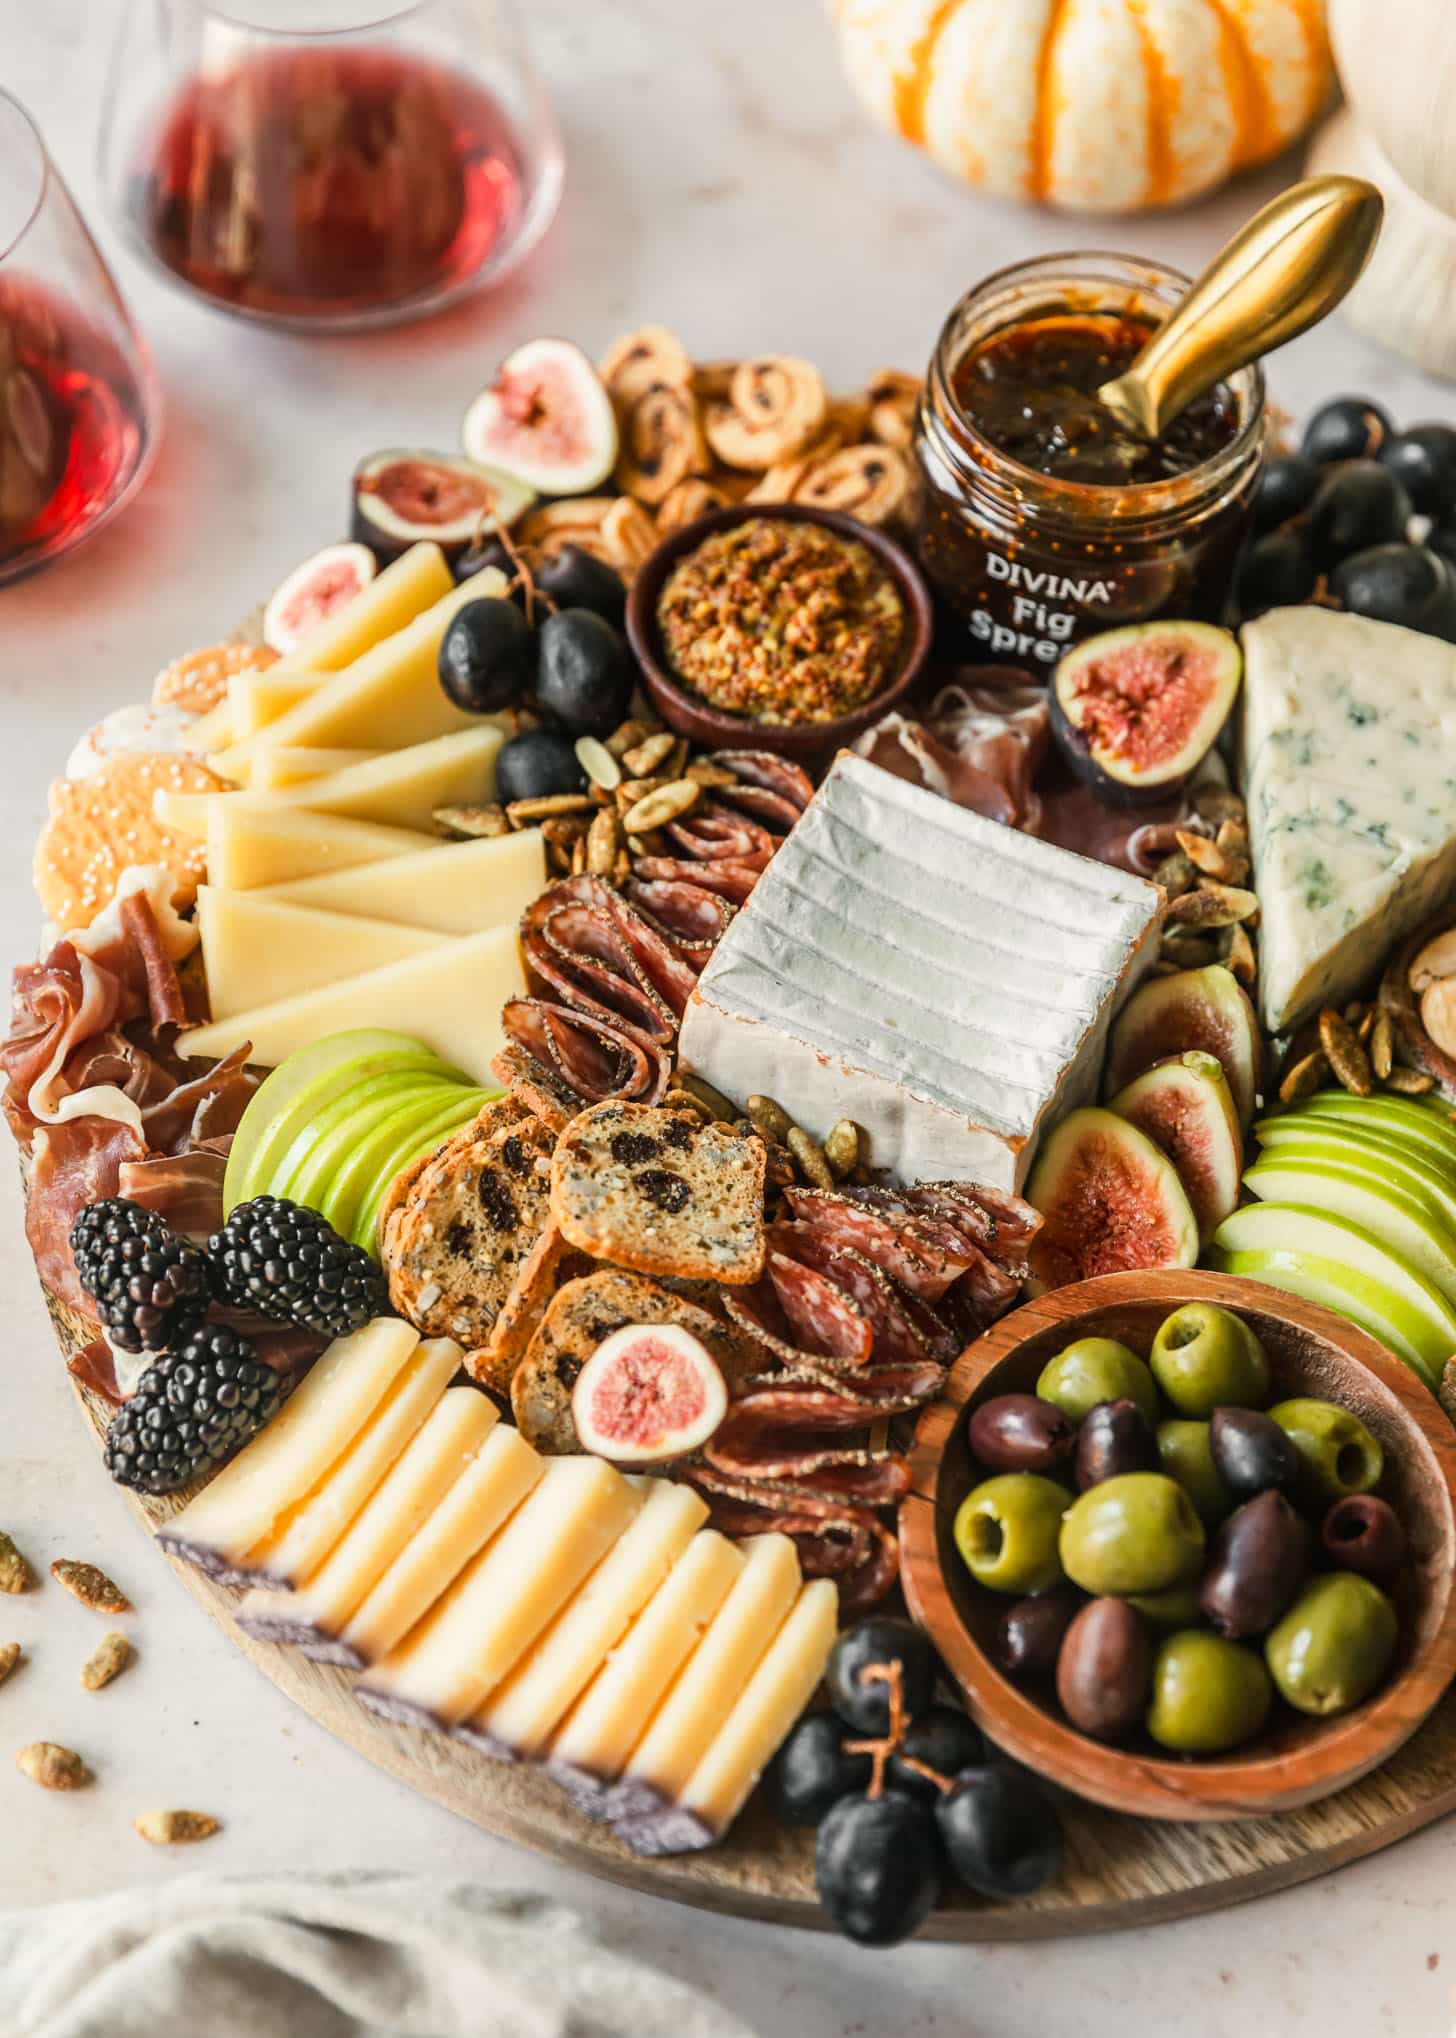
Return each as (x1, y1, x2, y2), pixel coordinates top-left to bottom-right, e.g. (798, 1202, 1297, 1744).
(98, 0, 564, 332)
(0, 90, 159, 587)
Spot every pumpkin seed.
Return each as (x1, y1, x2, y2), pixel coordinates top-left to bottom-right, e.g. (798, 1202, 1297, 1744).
(1279, 1049, 1330, 1104)
(81, 1632, 132, 1692)
(586, 807, 620, 876)
(507, 794, 596, 825)
(786, 1126, 835, 1190)
(1174, 829, 1236, 882)
(1222, 923, 1256, 986)
(0, 1533, 33, 1595)
(134, 1809, 220, 1846)
(16, 1741, 89, 1790)
(1215, 818, 1250, 865)
(570, 834, 587, 874)
(1386, 1066, 1437, 1095)
(575, 736, 621, 791)
(1319, 1008, 1374, 1097)
(662, 1088, 711, 1121)
(685, 760, 739, 789)
(621, 731, 677, 778)
(1167, 883, 1260, 930)
(1151, 850, 1196, 899)
(745, 1094, 793, 1143)
(823, 1120, 862, 1178)
(51, 1560, 129, 1614)
(1356, 1008, 1376, 1045)
(622, 779, 700, 834)
(605, 718, 653, 760)
(1371, 1010, 1394, 1080)
(0, 1643, 18, 1687)
(433, 802, 509, 839)
(539, 814, 590, 846)
(1193, 787, 1246, 825)
(678, 1072, 737, 1122)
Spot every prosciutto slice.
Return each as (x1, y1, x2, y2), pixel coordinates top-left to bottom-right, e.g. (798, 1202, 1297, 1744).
(854, 669, 1050, 830)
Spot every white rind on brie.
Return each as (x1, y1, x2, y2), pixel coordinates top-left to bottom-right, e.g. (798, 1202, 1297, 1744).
(678, 754, 1163, 1189)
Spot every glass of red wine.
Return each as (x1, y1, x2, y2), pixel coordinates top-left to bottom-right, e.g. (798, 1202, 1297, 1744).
(0, 90, 159, 586)
(99, 0, 564, 332)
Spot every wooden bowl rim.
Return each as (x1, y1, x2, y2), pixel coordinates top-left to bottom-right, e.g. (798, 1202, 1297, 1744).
(900, 1269, 1456, 1822)
(624, 501, 934, 762)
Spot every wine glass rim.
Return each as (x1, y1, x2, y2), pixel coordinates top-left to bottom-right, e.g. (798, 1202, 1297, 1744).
(196, 0, 425, 35)
(0, 88, 51, 268)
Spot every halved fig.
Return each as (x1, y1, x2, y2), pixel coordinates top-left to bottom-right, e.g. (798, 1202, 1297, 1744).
(263, 542, 376, 654)
(571, 1322, 728, 1465)
(1107, 1049, 1242, 1242)
(461, 337, 617, 496)
(1051, 622, 1242, 805)
(1025, 1108, 1199, 1296)
(1105, 965, 1262, 1127)
(352, 448, 533, 563)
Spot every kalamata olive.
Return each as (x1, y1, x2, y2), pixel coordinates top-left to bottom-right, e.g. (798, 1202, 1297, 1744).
(1199, 1489, 1311, 1641)
(1055, 1597, 1152, 1742)
(1074, 1398, 1157, 1491)
(1208, 1406, 1300, 1504)
(1321, 1493, 1408, 1587)
(967, 1394, 1076, 1476)
(989, 1587, 1083, 1677)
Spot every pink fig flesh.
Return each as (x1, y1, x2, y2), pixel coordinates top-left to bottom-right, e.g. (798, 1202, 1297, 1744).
(571, 1323, 727, 1464)
(1107, 1050, 1243, 1242)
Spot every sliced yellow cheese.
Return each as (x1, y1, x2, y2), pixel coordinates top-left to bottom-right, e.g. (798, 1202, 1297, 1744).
(242, 1337, 462, 1587)
(251, 747, 383, 790)
(205, 800, 437, 890)
(546, 1531, 746, 1790)
(225, 668, 324, 743)
(340, 1423, 540, 1667)
(467, 1481, 708, 1759)
(164, 729, 506, 838)
(670, 1580, 838, 1842)
(195, 887, 447, 1020)
(355, 1458, 640, 1728)
(211, 565, 507, 781)
(175, 921, 523, 1079)
(606, 1533, 801, 1810)
(256, 828, 547, 934)
(158, 1319, 420, 1573)
(270, 542, 454, 679)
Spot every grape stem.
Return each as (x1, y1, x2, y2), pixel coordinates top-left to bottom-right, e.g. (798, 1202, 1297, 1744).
(842, 1657, 955, 1799)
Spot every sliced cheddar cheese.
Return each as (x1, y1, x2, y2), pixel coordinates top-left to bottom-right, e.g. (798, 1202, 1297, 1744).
(175, 921, 523, 1078)
(158, 1319, 420, 1578)
(463, 1481, 708, 1760)
(195, 887, 447, 1020)
(205, 800, 437, 890)
(235, 1386, 498, 1654)
(338, 1423, 541, 1669)
(256, 828, 547, 934)
(355, 1457, 640, 1729)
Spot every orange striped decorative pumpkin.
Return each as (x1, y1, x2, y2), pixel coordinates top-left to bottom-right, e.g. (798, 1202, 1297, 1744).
(830, 0, 1332, 214)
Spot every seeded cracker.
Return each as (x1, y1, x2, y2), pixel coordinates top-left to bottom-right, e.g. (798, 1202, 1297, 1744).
(16, 1742, 90, 1790)
(151, 641, 276, 714)
(0, 1532, 34, 1594)
(51, 1559, 131, 1614)
(34, 752, 228, 932)
(134, 1809, 220, 1845)
(81, 1633, 133, 1691)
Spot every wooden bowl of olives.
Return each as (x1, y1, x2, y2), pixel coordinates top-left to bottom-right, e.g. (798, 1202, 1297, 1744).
(900, 1269, 1456, 1821)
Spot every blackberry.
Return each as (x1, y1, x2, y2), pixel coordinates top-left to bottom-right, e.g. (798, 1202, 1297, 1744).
(208, 1196, 386, 1340)
(69, 1198, 211, 1354)
(103, 1325, 280, 1494)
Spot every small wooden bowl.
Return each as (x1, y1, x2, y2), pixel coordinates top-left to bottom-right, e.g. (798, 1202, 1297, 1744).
(901, 1270, 1456, 1822)
(624, 502, 934, 763)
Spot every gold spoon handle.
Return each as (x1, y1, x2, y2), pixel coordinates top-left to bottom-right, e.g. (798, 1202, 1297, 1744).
(1098, 176, 1384, 443)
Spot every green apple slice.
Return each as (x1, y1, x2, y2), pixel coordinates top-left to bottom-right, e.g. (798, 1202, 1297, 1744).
(288, 1074, 465, 1221)
(272, 1071, 454, 1210)
(1252, 1115, 1456, 1232)
(1243, 1155, 1456, 1311)
(1291, 1092, 1456, 1169)
(1208, 1245, 1442, 1389)
(348, 1089, 496, 1252)
(323, 1085, 486, 1246)
(1212, 1202, 1456, 1376)
(225, 1029, 453, 1216)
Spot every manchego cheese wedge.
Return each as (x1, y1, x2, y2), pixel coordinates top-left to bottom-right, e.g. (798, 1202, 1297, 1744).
(255, 828, 547, 934)
(176, 921, 524, 1079)
(161, 728, 503, 838)
(251, 747, 383, 790)
(195, 887, 447, 1021)
(204, 800, 437, 890)
(211, 564, 507, 782)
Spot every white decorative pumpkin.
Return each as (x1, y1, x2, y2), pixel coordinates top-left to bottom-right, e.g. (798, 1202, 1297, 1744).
(829, 0, 1332, 214)
(1329, 0, 1456, 218)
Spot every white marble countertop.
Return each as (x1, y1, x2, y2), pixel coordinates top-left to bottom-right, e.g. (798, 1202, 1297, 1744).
(3, 3, 1455, 2030)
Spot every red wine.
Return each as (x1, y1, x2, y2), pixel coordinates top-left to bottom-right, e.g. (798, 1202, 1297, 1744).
(0, 277, 148, 578)
(131, 45, 525, 322)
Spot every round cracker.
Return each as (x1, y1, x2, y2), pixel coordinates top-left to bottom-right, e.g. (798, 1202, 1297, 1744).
(35, 752, 231, 933)
(151, 642, 276, 714)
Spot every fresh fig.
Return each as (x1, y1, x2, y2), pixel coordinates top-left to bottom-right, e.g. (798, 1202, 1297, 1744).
(262, 542, 376, 654)
(1104, 966, 1262, 1128)
(1024, 1108, 1199, 1296)
(461, 337, 618, 496)
(570, 1322, 728, 1465)
(1106, 1050, 1243, 1242)
(352, 448, 533, 564)
(1050, 622, 1242, 805)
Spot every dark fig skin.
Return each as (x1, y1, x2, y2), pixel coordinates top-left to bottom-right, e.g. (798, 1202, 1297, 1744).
(989, 1587, 1083, 1678)
(968, 1394, 1076, 1477)
(1199, 1490, 1311, 1641)
(1074, 1398, 1157, 1492)
(1055, 1597, 1152, 1742)
(1322, 1494, 1408, 1587)
(1209, 1406, 1300, 1504)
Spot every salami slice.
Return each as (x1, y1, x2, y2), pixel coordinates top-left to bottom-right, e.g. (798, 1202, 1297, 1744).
(908, 1181, 1042, 1265)
(624, 878, 734, 953)
(632, 857, 763, 905)
(522, 876, 699, 1016)
(501, 998, 669, 1104)
(769, 1223, 950, 1364)
(779, 1186, 979, 1302)
(524, 907, 677, 1043)
(666, 808, 776, 867)
(686, 1469, 899, 1612)
(765, 1250, 874, 1366)
(711, 751, 814, 812)
(714, 782, 803, 833)
(758, 1357, 947, 1407)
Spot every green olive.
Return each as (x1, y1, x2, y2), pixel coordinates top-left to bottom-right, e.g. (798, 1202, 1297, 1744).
(1150, 1303, 1270, 1417)
(1267, 1398, 1384, 1504)
(1058, 1473, 1206, 1597)
(1156, 1420, 1232, 1527)
(1125, 1579, 1204, 1628)
(1036, 1337, 1159, 1426)
(953, 1473, 1072, 1596)
(1265, 1572, 1398, 1716)
(1147, 1630, 1273, 1753)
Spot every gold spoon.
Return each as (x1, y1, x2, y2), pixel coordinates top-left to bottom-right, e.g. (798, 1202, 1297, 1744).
(1098, 175, 1385, 443)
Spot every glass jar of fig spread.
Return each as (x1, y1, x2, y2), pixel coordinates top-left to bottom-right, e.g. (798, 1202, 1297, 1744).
(915, 254, 1266, 670)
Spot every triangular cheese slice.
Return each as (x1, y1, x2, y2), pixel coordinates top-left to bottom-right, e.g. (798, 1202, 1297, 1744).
(195, 886, 447, 1019)
(205, 800, 436, 889)
(256, 828, 547, 933)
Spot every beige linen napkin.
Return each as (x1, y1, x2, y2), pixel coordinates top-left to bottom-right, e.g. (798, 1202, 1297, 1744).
(2, 1871, 758, 2038)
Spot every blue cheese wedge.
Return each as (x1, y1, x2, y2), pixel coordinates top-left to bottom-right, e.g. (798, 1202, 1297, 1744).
(1241, 609, 1456, 1033)
(677, 754, 1162, 1189)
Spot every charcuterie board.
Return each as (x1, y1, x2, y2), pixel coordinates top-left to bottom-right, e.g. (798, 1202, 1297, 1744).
(47, 1281, 1456, 1939)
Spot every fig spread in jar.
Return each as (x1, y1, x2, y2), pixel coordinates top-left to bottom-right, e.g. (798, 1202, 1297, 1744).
(656, 515, 905, 725)
(916, 255, 1265, 671)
